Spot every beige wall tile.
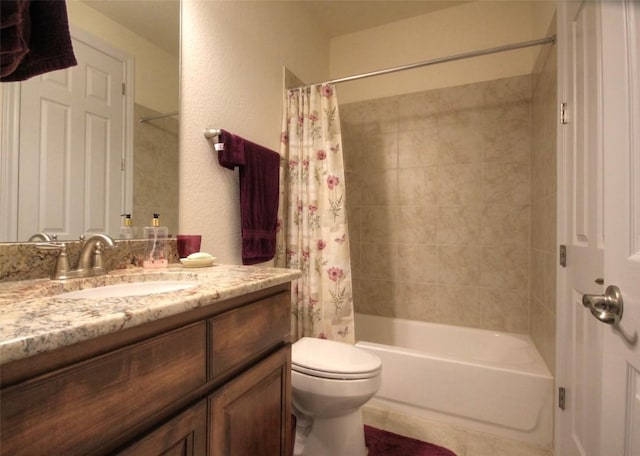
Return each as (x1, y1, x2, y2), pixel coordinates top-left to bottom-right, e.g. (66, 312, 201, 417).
(482, 103, 531, 165)
(398, 91, 444, 131)
(542, 251, 557, 315)
(361, 132, 398, 169)
(481, 245, 529, 290)
(530, 249, 545, 303)
(435, 111, 483, 165)
(360, 242, 397, 281)
(344, 170, 362, 208)
(358, 97, 398, 134)
(436, 284, 483, 327)
(398, 127, 438, 168)
(481, 287, 529, 333)
(529, 33, 557, 372)
(398, 205, 438, 244)
(437, 164, 482, 206)
(438, 245, 482, 285)
(430, 82, 485, 114)
(359, 279, 397, 316)
(344, 74, 557, 341)
(397, 244, 437, 284)
(483, 74, 531, 105)
(481, 203, 530, 246)
(437, 205, 482, 245)
(341, 132, 362, 170)
(395, 282, 438, 321)
(398, 167, 438, 205)
(360, 169, 398, 206)
(361, 206, 398, 243)
(482, 162, 530, 206)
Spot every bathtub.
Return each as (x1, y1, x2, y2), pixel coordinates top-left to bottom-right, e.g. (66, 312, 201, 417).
(354, 313, 553, 447)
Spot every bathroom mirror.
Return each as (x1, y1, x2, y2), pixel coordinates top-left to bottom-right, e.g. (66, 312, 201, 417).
(0, 0, 180, 242)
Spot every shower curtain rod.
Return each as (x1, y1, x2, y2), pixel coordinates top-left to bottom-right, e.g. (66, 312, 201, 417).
(296, 35, 556, 89)
(139, 111, 179, 123)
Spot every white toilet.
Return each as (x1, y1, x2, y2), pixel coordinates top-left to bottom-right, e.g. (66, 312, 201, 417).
(291, 337, 382, 456)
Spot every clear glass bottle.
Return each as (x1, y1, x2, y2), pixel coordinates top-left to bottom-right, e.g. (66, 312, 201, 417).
(143, 213, 168, 268)
(119, 214, 133, 240)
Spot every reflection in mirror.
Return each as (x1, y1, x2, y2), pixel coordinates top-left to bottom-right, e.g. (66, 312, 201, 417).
(0, 0, 180, 242)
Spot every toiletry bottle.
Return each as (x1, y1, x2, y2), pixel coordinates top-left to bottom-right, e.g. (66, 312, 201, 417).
(119, 214, 133, 240)
(143, 213, 169, 268)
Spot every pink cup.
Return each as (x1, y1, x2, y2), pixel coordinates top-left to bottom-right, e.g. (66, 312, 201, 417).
(177, 235, 202, 258)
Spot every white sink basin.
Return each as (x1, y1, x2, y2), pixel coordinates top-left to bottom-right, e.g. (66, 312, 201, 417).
(56, 281, 197, 299)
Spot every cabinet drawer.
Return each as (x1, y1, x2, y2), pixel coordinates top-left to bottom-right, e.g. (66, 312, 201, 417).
(209, 291, 290, 380)
(0, 322, 206, 456)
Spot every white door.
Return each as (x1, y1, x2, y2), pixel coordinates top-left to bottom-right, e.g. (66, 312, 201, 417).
(557, 0, 604, 454)
(558, 0, 640, 455)
(13, 31, 128, 241)
(599, 1, 640, 454)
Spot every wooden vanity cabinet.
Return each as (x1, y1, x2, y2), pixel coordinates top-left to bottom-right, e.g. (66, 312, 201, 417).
(0, 284, 292, 456)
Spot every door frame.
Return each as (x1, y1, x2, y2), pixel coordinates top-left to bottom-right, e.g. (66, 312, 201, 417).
(0, 26, 134, 242)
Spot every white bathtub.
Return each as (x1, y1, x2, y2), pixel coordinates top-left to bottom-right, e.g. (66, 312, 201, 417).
(354, 313, 553, 447)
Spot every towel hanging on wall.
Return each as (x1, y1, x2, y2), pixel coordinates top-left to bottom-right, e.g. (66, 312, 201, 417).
(216, 129, 280, 265)
(1, 0, 77, 82)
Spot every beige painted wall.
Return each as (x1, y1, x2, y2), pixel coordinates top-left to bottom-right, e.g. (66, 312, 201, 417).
(179, 0, 329, 263)
(66, 1, 179, 114)
(330, 1, 555, 104)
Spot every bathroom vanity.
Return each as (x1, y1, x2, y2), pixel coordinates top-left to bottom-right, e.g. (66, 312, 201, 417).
(0, 265, 299, 455)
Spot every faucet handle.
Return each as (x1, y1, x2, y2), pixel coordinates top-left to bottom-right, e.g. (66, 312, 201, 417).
(36, 242, 71, 279)
(92, 241, 106, 272)
(35, 241, 66, 251)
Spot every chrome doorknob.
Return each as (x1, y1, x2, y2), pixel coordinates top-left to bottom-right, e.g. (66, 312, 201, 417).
(582, 285, 624, 325)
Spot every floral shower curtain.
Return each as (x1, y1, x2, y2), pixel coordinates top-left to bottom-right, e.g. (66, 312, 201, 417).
(275, 83, 355, 344)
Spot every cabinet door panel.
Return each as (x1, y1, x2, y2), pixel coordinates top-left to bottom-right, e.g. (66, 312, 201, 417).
(209, 347, 291, 456)
(117, 400, 207, 456)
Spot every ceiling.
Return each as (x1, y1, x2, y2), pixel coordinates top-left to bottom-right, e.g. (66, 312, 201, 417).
(81, 0, 180, 56)
(81, 1, 469, 56)
(297, 1, 470, 37)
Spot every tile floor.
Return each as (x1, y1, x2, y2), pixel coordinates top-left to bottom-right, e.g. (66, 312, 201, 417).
(362, 405, 553, 456)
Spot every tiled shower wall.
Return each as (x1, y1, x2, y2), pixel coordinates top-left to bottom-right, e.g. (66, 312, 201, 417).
(133, 104, 179, 236)
(530, 26, 558, 373)
(341, 75, 533, 334)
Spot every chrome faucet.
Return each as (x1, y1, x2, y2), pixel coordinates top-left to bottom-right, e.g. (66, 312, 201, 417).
(76, 234, 117, 276)
(37, 234, 117, 280)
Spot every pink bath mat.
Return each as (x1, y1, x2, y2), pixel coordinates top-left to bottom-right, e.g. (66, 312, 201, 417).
(364, 425, 457, 456)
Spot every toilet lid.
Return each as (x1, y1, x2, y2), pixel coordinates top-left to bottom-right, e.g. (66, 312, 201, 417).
(292, 337, 382, 380)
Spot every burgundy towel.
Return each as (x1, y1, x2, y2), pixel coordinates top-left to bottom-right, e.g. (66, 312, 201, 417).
(217, 129, 280, 265)
(1, 0, 77, 81)
(0, 0, 31, 78)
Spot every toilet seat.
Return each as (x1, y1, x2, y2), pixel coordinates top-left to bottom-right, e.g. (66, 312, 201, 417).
(292, 337, 382, 380)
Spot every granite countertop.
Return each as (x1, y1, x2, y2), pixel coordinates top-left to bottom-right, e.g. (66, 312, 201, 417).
(0, 264, 300, 365)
